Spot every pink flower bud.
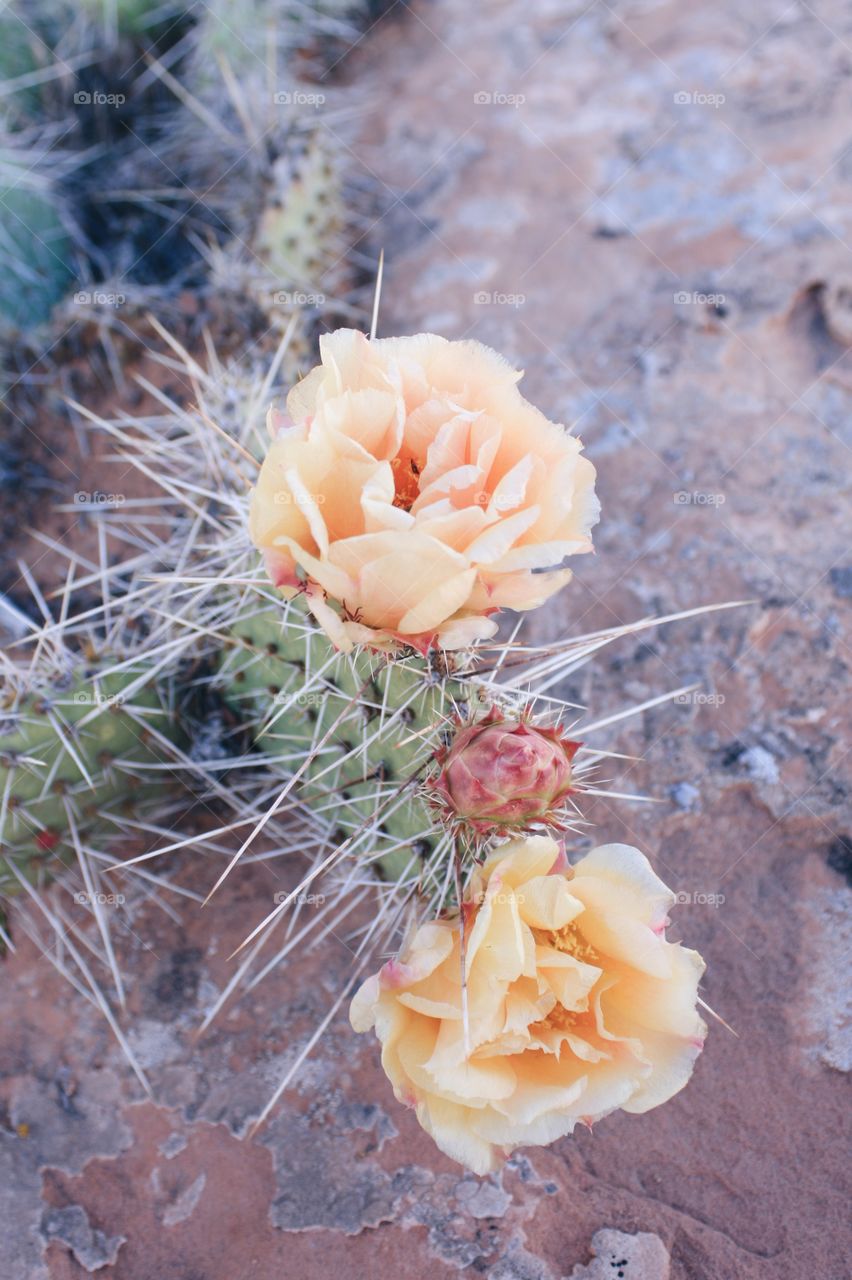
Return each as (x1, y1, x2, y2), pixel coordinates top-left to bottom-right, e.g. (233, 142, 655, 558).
(434, 708, 580, 831)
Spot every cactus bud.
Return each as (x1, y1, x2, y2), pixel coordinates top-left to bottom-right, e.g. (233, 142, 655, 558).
(433, 708, 580, 832)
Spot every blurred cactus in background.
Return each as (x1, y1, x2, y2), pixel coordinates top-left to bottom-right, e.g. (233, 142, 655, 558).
(0, 0, 368, 336)
(0, 0, 374, 583)
(0, 159, 75, 330)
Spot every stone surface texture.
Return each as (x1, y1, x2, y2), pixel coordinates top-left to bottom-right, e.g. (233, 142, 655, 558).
(1, 1, 851, 1278)
(566, 1229, 670, 1280)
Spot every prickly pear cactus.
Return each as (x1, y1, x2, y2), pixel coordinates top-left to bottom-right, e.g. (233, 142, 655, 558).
(0, 7, 41, 122)
(0, 163, 75, 331)
(197, 128, 346, 376)
(234, 134, 342, 350)
(0, 662, 185, 888)
(218, 604, 482, 881)
(255, 141, 341, 290)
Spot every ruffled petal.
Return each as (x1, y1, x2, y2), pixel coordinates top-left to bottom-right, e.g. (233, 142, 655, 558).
(350, 834, 705, 1173)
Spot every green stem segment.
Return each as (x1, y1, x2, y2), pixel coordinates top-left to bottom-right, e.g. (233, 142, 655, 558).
(0, 665, 185, 890)
(1, 607, 479, 889)
(218, 606, 476, 881)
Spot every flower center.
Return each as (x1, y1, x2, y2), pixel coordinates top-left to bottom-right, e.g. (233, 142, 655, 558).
(539, 1004, 590, 1031)
(542, 921, 599, 966)
(391, 454, 421, 511)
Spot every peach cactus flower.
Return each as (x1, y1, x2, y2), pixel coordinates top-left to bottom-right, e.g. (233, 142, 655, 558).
(350, 836, 705, 1174)
(249, 329, 599, 651)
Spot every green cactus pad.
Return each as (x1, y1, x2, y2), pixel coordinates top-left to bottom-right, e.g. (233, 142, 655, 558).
(219, 603, 482, 882)
(0, 663, 185, 890)
(0, 170, 75, 331)
(255, 140, 341, 292)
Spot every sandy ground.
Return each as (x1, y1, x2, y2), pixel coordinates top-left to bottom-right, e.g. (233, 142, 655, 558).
(2, 1, 851, 1277)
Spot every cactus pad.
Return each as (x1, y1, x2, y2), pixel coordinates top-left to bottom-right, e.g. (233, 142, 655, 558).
(0, 663, 185, 889)
(218, 604, 483, 882)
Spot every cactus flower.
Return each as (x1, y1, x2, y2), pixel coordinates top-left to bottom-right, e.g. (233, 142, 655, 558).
(249, 328, 599, 652)
(350, 836, 706, 1175)
(433, 708, 580, 831)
